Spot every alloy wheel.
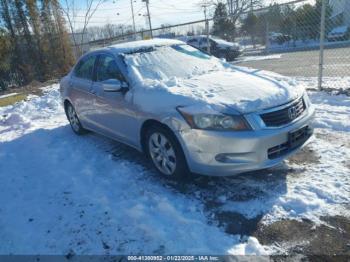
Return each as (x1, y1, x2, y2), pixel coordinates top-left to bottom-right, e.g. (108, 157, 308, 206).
(67, 105, 80, 132)
(148, 132, 177, 176)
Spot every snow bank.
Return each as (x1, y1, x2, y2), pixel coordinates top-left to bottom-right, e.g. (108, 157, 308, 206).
(235, 54, 282, 63)
(228, 237, 270, 255)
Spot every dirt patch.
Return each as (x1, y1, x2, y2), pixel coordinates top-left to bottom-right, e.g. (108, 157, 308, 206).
(0, 94, 28, 107)
(215, 211, 263, 237)
(346, 163, 350, 171)
(0, 79, 58, 97)
(255, 216, 350, 256)
(288, 146, 321, 165)
(316, 132, 350, 149)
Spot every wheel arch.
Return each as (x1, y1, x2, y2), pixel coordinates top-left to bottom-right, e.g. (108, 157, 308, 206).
(139, 118, 187, 153)
(63, 99, 72, 112)
(140, 118, 190, 178)
(140, 119, 172, 152)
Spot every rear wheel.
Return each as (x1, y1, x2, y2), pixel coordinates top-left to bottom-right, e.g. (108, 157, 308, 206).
(145, 125, 189, 180)
(65, 102, 87, 135)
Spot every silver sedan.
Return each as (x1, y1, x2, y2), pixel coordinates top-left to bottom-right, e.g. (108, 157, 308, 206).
(60, 39, 315, 179)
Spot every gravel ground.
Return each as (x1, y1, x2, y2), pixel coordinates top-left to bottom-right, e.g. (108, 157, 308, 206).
(236, 47, 350, 77)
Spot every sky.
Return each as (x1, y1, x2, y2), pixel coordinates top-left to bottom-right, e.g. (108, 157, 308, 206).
(62, 0, 315, 31)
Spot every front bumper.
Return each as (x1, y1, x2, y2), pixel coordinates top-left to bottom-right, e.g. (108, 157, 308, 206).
(176, 105, 315, 176)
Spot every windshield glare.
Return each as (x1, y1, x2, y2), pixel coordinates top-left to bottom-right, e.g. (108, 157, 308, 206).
(123, 44, 225, 81)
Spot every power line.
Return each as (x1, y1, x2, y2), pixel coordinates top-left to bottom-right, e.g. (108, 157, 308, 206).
(149, 7, 203, 13)
(148, 4, 200, 11)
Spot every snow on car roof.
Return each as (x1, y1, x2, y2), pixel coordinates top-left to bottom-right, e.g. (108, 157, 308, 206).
(106, 38, 185, 54)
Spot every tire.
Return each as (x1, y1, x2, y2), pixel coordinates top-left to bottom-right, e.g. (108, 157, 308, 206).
(65, 102, 87, 135)
(145, 125, 189, 180)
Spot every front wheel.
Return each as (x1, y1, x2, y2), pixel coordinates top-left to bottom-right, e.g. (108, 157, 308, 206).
(145, 126, 189, 180)
(65, 102, 87, 135)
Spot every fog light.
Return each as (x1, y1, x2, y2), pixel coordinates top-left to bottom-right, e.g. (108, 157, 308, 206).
(215, 153, 254, 164)
(215, 153, 239, 163)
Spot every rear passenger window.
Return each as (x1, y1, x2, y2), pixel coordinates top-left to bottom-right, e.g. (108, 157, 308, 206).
(74, 56, 96, 80)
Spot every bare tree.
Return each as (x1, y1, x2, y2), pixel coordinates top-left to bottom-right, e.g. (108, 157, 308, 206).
(60, 0, 106, 57)
(226, 0, 262, 20)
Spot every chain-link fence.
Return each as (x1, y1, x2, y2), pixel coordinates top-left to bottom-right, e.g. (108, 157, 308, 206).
(232, 0, 350, 92)
(80, 0, 350, 92)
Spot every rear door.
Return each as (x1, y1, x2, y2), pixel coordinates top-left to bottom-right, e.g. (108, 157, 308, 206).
(69, 54, 98, 129)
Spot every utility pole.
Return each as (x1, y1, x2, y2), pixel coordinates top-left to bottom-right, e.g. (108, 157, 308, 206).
(130, 0, 137, 40)
(202, 3, 210, 54)
(265, 17, 269, 54)
(142, 0, 153, 39)
(318, 0, 326, 90)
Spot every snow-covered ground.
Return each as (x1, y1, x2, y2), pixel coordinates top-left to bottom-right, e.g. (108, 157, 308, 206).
(268, 39, 350, 52)
(240, 39, 350, 54)
(0, 93, 19, 99)
(0, 80, 349, 255)
(234, 54, 282, 63)
(296, 76, 350, 92)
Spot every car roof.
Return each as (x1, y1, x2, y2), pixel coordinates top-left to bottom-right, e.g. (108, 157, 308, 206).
(100, 38, 184, 55)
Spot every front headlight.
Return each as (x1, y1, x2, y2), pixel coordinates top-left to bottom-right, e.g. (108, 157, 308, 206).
(177, 108, 251, 131)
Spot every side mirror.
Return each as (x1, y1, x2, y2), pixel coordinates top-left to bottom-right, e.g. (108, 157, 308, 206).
(102, 79, 129, 92)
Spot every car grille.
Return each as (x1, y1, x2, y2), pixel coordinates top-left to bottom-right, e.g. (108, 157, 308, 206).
(260, 98, 306, 127)
(268, 126, 312, 159)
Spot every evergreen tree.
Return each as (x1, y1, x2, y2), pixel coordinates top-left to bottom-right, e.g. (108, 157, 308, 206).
(212, 2, 235, 41)
(241, 12, 258, 47)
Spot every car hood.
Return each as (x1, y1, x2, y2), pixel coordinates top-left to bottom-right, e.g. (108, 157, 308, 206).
(132, 67, 305, 115)
(179, 69, 304, 114)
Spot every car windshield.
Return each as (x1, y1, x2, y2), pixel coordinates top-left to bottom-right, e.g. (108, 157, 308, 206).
(122, 44, 225, 81)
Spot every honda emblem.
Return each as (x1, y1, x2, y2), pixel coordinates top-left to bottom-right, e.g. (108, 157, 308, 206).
(288, 106, 297, 120)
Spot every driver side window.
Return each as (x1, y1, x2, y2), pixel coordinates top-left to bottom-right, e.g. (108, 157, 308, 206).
(96, 55, 125, 82)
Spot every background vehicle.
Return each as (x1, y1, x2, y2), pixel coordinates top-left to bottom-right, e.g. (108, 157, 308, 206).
(60, 39, 314, 180)
(327, 26, 350, 42)
(185, 35, 242, 61)
(269, 32, 292, 45)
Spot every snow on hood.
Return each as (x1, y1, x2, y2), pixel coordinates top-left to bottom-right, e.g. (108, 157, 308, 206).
(180, 69, 305, 113)
(131, 69, 305, 114)
(124, 45, 305, 114)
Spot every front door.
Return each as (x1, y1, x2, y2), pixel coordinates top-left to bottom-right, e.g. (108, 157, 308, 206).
(90, 54, 138, 146)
